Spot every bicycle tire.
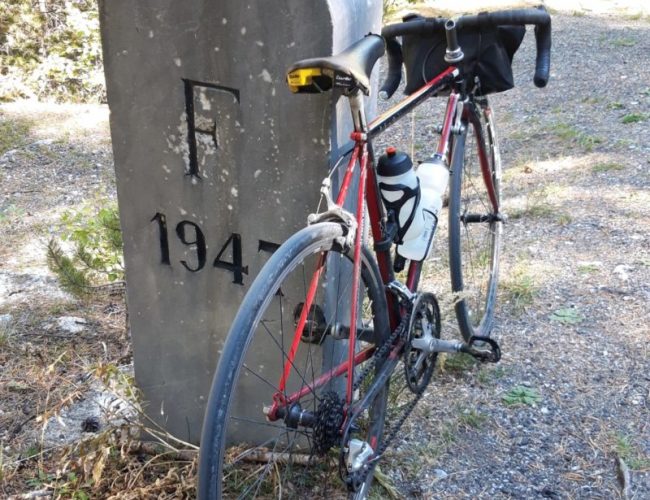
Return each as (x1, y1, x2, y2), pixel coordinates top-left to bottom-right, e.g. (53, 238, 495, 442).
(198, 222, 391, 499)
(448, 99, 502, 341)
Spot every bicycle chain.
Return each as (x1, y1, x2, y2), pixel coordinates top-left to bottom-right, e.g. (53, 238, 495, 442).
(352, 311, 410, 392)
(344, 304, 430, 490)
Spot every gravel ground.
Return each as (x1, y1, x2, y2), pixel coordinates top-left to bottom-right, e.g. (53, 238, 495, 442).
(1, 9, 648, 500)
(374, 12, 650, 500)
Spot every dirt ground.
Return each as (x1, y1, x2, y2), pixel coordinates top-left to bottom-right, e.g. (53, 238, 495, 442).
(377, 8, 650, 500)
(1, 5, 649, 500)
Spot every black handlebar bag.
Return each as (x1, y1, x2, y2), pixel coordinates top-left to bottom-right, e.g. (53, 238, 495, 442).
(401, 14, 525, 95)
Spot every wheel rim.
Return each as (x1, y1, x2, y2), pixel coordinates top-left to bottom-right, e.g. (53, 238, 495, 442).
(216, 242, 389, 499)
(454, 107, 501, 338)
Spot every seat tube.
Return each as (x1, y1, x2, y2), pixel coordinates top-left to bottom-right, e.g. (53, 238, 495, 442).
(348, 90, 368, 133)
(343, 89, 369, 404)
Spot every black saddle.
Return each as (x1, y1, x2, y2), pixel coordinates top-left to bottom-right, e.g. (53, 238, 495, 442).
(287, 34, 385, 95)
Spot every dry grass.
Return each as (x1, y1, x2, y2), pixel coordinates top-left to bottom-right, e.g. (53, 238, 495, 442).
(0, 297, 200, 499)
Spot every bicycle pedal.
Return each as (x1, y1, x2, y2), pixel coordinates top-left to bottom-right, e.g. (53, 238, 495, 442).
(461, 336, 501, 363)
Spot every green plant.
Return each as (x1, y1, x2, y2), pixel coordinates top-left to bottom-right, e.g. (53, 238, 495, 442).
(552, 123, 579, 141)
(502, 386, 541, 406)
(592, 162, 624, 173)
(615, 434, 650, 470)
(0, 117, 32, 154)
(383, 0, 418, 20)
(501, 267, 537, 309)
(577, 134, 603, 152)
(23, 444, 42, 461)
(0, 324, 10, 348)
(0, 0, 104, 102)
(551, 123, 603, 151)
(0, 333, 7, 349)
(458, 409, 488, 429)
(47, 201, 124, 297)
(622, 113, 648, 124)
(556, 213, 572, 226)
(0, 203, 27, 224)
(477, 365, 507, 385)
(607, 102, 625, 110)
(440, 353, 477, 374)
(439, 422, 457, 446)
(550, 307, 584, 325)
(508, 185, 567, 222)
(626, 12, 645, 21)
(508, 203, 554, 220)
(612, 37, 636, 47)
(578, 262, 600, 274)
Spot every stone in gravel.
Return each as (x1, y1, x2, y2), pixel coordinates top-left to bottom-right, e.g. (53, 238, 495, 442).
(56, 316, 87, 333)
(432, 469, 448, 480)
(32, 139, 54, 146)
(0, 313, 12, 327)
(42, 374, 135, 447)
(614, 264, 633, 281)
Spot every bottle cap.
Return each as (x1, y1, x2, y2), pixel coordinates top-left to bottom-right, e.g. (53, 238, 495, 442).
(377, 148, 412, 176)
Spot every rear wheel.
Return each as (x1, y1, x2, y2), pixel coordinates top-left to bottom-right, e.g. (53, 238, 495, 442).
(198, 222, 391, 499)
(448, 99, 502, 341)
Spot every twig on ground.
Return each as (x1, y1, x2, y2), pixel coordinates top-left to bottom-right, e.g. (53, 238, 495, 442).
(616, 456, 631, 499)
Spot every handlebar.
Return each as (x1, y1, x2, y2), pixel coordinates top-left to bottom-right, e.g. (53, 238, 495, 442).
(379, 6, 552, 99)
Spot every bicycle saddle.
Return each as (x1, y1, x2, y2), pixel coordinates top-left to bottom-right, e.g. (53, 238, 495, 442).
(287, 34, 385, 95)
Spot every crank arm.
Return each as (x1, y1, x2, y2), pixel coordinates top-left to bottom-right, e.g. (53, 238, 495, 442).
(422, 337, 501, 363)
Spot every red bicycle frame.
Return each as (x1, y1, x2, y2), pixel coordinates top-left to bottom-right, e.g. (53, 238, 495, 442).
(267, 65, 499, 420)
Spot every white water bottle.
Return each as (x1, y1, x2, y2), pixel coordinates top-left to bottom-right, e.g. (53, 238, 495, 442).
(398, 155, 449, 261)
(377, 148, 425, 253)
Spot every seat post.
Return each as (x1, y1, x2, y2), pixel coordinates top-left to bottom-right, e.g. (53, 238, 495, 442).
(348, 90, 368, 133)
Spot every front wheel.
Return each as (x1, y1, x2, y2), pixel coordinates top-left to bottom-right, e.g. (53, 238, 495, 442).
(198, 222, 391, 499)
(448, 99, 502, 341)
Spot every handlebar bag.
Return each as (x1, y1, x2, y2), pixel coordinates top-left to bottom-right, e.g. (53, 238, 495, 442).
(401, 14, 525, 95)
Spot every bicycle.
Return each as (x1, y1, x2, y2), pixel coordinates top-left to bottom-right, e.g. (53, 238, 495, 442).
(198, 6, 551, 499)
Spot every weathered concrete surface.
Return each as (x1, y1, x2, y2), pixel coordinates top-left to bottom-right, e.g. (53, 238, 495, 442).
(99, 0, 381, 443)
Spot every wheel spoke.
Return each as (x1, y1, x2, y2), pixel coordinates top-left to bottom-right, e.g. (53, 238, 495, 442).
(449, 102, 501, 340)
(201, 226, 391, 498)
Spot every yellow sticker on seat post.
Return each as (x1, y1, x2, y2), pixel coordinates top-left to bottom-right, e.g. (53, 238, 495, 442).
(287, 68, 322, 92)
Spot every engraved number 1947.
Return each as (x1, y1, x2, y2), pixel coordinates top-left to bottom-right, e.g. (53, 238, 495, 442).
(151, 212, 279, 285)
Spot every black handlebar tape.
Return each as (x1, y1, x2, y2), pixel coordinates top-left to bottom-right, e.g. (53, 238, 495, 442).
(533, 20, 551, 87)
(380, 7, 552, 88)
(456, 8, 548, 27)
(457, 8, 552, 87)
(381, 18, 446, 39)
(379, 38, 403, 99)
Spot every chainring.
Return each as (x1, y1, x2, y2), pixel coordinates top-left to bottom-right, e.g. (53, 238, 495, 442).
(403, 292, 441, 393)
(313, 391, 345, 455)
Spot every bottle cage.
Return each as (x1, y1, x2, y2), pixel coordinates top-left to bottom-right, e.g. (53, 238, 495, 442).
(378, 180, 421, 244)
